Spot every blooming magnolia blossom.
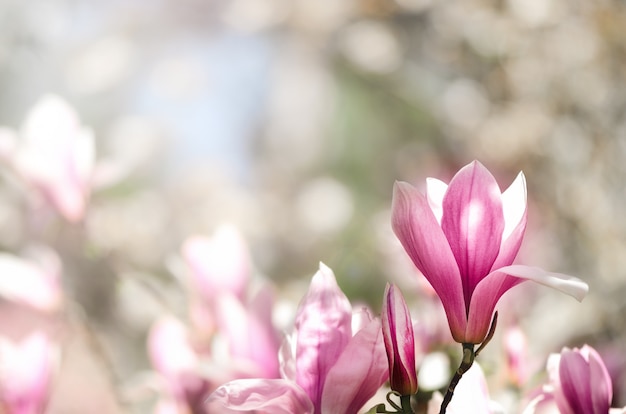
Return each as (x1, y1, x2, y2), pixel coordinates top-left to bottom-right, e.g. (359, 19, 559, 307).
(0, 332, 56, 414)
(0, 95, 95, 222)
(392, 160, 589, 344)
(382, 283, 417, 396)
(208, 263, 388, 414)
(524, 345, 626, 414)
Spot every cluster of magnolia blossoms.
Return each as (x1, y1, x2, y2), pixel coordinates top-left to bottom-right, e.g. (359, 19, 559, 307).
(0, 99, 616, 414)
(208, 161, 625, 414)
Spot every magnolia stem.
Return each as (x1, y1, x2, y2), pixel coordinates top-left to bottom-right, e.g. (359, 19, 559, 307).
(400, 395, 413, 413)
(439, 343, 475, 414)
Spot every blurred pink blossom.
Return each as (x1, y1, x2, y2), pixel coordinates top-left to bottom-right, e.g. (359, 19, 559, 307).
(208, 263, 388, 414)
(214, 285, 280, 379)
(179, 225, 280, 378)
(182, 225, 252, 340)
(392, 160, 588, 344)
(182, 225, 251, 302)
(0, 332, 57, 414)
(0, 248, 62, 312)
(504, 325, 530, 388)
(0, 95, 95, 222)
(148, 316, 213, 414)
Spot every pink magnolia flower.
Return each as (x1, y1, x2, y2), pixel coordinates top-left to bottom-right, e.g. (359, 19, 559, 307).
(524, 345, 626, 414)
(0, 95, 95, 222)
(181, 225, 280, 378)
(148, 316, 213, 413)
(0, 332, 56, 414)
(382, 283, 417, 396)
(392, 160, 588, 344)
(208, 263, 388, 414)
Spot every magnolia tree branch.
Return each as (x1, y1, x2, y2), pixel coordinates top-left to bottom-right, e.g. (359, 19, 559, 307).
(439, 343, 475, 414)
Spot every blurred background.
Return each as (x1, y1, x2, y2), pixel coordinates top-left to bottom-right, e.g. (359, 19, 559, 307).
(0, 0, 625, 412)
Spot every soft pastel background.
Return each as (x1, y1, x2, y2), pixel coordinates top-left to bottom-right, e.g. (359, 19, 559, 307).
(0, 0, 625, 412)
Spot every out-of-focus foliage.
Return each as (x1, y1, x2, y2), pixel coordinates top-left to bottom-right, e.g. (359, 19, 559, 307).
(0, 0, 625, 412)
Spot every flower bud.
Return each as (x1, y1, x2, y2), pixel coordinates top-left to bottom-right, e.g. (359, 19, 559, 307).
(381, 283, 417, 395)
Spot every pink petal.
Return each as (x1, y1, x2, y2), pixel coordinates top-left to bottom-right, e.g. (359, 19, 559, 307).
(546, 353, 573, 414)
(504, 326, 529, 386)
(426, 177, 448, 224)
(147, 316, 197, 391)
(248, 285, 281, 377)
(491, 172, 528, 270)
(441, 161, 505, 307)
(559, 349, 593, 413)
(0, 332, 55, 414)
(182, 225, 250, 301)
(17, 95, 93, 222)
(321, 318, 389, 414)
(522, 392, 560, 414)
(351, 307, 375, 335)
(0, 253, 62, 312)
(583, 345, 612, 414)
(207, 378, 314, 414)
(500, 172, 527, 242)
(279, 333, 297, 382)
(215, 293, 279, 378)
(391, 181, 466, 342)
(497, 265, 588, 302)
(465, 266, 588, 343)
(295, 263, 352, 411)
(381, 284, 417, 395)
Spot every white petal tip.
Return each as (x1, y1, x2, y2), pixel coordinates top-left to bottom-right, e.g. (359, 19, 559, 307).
(499, 265, 589, 302)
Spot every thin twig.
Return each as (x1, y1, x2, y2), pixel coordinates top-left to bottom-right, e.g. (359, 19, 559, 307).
(439, 343, 475, 414)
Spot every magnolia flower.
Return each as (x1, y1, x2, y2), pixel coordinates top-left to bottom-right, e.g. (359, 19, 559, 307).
(148, 317, 212, 413)
(0, 95, 95, 222)
(392, 160, 588, 344)
(181, 225, 280, 378)
(208, 263, 388, 414)
(382, 283, 417, 396)
(0, 332, 56, 414)
(524, 345, 626, 414)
